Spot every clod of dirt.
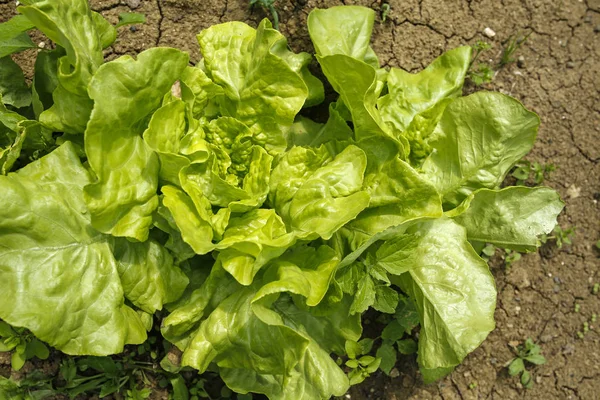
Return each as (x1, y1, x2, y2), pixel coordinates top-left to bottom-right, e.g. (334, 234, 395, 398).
(566, 184, 581, 199)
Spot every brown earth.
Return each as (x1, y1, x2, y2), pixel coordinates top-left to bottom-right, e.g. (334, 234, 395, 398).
(1, 0, 599, 399)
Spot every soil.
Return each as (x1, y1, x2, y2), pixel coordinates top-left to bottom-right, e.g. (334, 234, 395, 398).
(1, 0, 599, 399)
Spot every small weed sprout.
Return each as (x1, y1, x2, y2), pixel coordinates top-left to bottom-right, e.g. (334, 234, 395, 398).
(250, 0, 279, 30)
(498, 32, 531, 69)
(381, 3, 391, 23)
(507, 338, 546, 389)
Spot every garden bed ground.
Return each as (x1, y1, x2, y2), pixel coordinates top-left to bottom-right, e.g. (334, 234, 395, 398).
(1, 0, 599, 399)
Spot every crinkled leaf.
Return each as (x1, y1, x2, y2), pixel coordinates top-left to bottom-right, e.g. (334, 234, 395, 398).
(393, 218, 496, 370)
(18, 0, 104, 133)
(198, 20, 308, 153)
(216, 209, 295, 285)
(378, 46, 471, 132)
(84, 48, 189, 241)
(269, 145, 370, 239)
(0, 143, 146, 355)
(112, 238, 189, 314)
(421, 92, 539, 208)
(343, 157, 442, 247)
(450, 187, 564, 252)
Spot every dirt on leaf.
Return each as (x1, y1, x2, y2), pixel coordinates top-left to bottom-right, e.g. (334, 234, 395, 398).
(1, 0, 599, 399)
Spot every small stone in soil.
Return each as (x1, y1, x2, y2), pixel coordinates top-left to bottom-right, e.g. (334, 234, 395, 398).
(517, 55, 525, 68)
(130, 26, 138, 32)
(125, 0, 141, 9)
(566, 61, 575, 68)
(554, 285, 561, 293)
(483, 27, 496, 38)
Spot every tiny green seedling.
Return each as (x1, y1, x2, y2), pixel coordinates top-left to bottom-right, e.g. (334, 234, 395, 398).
(344, 339, 381, 385)
(593, 283, 599, 295)
(481, 243, 496, 261)
(540, 225, 575, 249)
(0, 321, 50, 371)
(507, 338, 546, 389)
(250, 0, 280, 30)
(504, 249, 522, 270)
(381, 3, 391, 23)
(468, 382, 478, 390)
(468, 41, 494, 86)
(498, 32, 531, 69)
(511, 160, 556, 186)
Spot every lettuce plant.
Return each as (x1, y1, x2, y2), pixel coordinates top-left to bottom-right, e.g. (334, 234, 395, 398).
(0, 2, 563, 399)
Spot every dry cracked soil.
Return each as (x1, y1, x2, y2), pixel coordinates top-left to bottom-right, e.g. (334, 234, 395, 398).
(1, 0, 599, 399)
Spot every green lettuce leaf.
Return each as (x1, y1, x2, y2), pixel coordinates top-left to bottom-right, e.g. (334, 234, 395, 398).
(18, 0, 103, 133)
(377, 46, 471, 165)
(84, 48, 189, 241)
(341, 157, 442, 248)
(421, 92, 539, 208)
(378, 46, 471, 133)
(0, 143, 147, 355)
(0, 15, 36, 58)
(111, 238, 189, 314)
(166, 248, 358, 400)
(390, 218, 496, 371)
(215, 209, 296, 285)
(450, 186, 564, 252)
(0, 57, 31, 108)
(269, 144, 370, 239)
(161, 185, 216, 255)
(198, 20, 310, 153)
(142, 99, 190, 186)
(307, 6, 375, 61)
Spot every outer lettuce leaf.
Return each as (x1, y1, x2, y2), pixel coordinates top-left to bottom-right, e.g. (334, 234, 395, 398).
(198, 20, 309, 153)
(111, 238, 189, 314)
(421, 92, 539, 208)
(167, 248, 358, 400)
(0, 57, 31, 108)
(0, 15, 36, 58)
(307, 6, 375, 62)
(269, 145, 370, 239)
(390, 218, 496, 371)
(0, 143, 147, 355)
(18, 0, 103, 133)
(31, 47, 62, 118)
(449, 186, 564, 252)
(84, 48, 189, 241)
